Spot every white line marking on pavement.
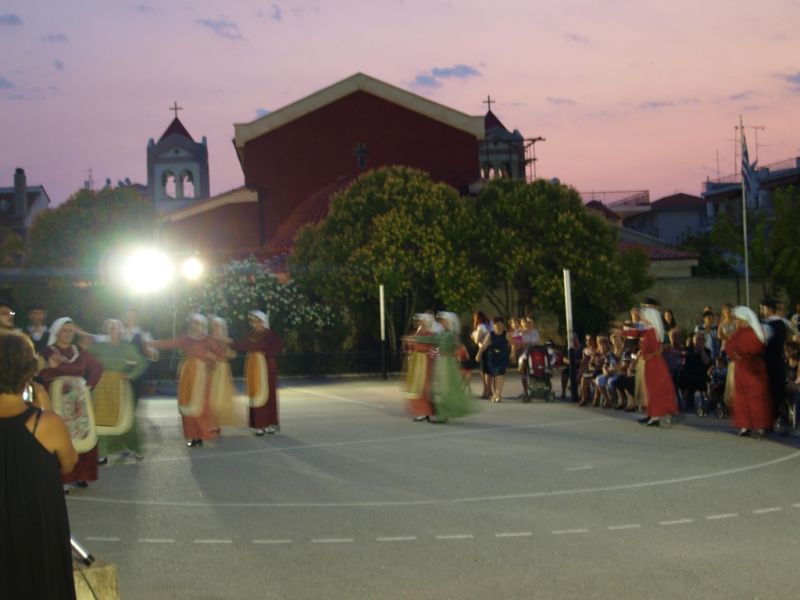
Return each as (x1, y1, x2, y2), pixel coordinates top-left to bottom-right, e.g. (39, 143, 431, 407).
(495, 532, 533, 538)
(193, 539, 233, 544)
(705, 513, 739, 520)
(552, 529, 588, 535)
(376, 536, 417, 542)
(566, 466, 594, 471)
(792, 503, 800, 508)
(436, 534, 474, 540)
(86, 536, 120, 542)
(607, 524, 641, 530)
(753, 507, 782, 514)
(659, 519, 693, 526)
(69, 447, 800, 508)
(252, 539, 292, 544)
(138, 538, 175, 543)
(311, 538, 355, 544)
(295, 388, 386, 410)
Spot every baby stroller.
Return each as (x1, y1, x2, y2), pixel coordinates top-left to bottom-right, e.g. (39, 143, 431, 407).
(698, 365, 728, 419)
(523, 345, 555, 403)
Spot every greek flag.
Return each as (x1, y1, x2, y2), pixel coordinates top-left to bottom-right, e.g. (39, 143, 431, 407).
(741, 132, 759, 198)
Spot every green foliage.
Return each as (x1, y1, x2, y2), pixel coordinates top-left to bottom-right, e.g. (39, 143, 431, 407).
(0, 226, 24, 267)
(679, 231, 737, 276)
(25, 186, 156, 269)
(710, 185, 800, 302)
(185, 256, 345, 351)
(291, 166, 484, 348)
(473, 179, 652, 333)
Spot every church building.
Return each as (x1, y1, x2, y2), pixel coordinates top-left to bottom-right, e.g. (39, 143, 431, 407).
(162, 73, 487, 262)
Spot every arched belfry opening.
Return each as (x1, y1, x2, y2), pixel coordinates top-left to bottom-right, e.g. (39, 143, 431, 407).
(147, 102, 209, 212)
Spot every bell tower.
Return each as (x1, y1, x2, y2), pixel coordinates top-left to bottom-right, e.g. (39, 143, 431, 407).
(147, 103, 210, 213)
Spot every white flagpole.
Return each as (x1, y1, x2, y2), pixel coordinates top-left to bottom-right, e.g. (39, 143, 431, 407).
(740, 115, 751, 308)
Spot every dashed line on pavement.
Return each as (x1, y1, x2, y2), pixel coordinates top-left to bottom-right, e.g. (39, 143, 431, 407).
(376, 536, 417, 542)
(753, 507, 782, 514)
(566, 466, 594, 472)
(705, 513, 739, 520)
(552, 528, 588, 535)
(607, 524, 641, 530)
(252, 539, 292, 544)
(138, 538, 175, 544)
(86, 536, 120, 542)
(436, 534, 474, 540)
(312, 538, 355, 544)
(495, 532, 533, 538)
(659, 519, 693, 526)
(194, 539, 233, 544)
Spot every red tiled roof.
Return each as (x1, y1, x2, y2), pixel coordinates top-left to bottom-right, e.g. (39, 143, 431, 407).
(266, 176, 356, 254)
(158, 117, 194, 143)
(585, 200, 621, 222)
(620, 241, 699, 261)
(650, 193, 705, 211)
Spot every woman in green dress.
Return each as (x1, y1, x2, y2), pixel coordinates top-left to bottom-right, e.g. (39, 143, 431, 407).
(406, 312, 475, 422)
(92, 319, 147, 462)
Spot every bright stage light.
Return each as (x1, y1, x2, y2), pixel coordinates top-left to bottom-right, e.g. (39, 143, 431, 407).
(120, 248, 175, 294)
(180, 256, 204, 281)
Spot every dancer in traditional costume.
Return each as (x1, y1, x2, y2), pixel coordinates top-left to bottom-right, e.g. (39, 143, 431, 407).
(91, 319, 147, 462)
(430, 312, 475, 420)
(622, 307, 677, 427)
(208, 316, 246, 429)
(148, 314, 225, 447)
(38, 317, 104, 487)
(403, 313, 437, 421)
(230, 310, 284, 435)
(122, 308, 159, 402)
(727, 306, 774, 437)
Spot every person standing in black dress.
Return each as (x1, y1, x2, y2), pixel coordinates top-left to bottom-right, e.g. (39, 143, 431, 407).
(477, 316, 510, 402)
(0, 331, 79, 599)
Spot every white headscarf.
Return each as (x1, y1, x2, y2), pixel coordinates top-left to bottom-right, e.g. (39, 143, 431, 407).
(415, 313, 435, 333)
(208, 315, 228, 338)
(249, 310, 269, 328)
(187, 313, 208, 335)
(733, 305, 766, 344)
(47, 317, 73, 347)
(640, 307, 664, 343)
(437, 311, 460, 333)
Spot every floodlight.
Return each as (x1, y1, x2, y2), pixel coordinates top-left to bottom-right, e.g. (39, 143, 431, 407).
(120, 248, 174, 294)
(180, 256, 204, 281)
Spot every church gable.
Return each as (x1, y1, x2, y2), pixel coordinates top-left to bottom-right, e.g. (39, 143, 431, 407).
(234, 72, 484, 155)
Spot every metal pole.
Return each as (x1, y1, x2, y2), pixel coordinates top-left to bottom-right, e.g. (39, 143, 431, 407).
(563, 269, 574, 401)
(379, 284, 387, 380)
(740, 116, 751, 308)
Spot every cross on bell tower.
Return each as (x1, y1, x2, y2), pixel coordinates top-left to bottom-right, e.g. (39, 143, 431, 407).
(483, 95, 495, 112)
(170, 101, 183, 119)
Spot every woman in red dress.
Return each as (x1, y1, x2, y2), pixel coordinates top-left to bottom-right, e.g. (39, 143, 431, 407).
(726, 306, 773, 437)
(230, 310, 284, 435)
(149, 314, 226, 447)
(38, 317, 104, 487)
(622, 307, 678, 427)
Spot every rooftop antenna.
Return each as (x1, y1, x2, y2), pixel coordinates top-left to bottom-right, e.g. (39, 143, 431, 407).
(736, 123, 765, 163)
(84, 168, 94, 191)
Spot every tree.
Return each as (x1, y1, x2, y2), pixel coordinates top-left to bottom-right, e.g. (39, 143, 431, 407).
(472, 179, 652, 333)
(17, 185, 157, 327)
(679, 230, 737, 277)
(291, 166, 483, 352)
(0, 226, 24, 267)
(185, 256, 344, 352)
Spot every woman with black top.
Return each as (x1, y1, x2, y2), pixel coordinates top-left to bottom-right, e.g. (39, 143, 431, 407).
(476, 316, 510, 402)
(0, 331, 78, 599)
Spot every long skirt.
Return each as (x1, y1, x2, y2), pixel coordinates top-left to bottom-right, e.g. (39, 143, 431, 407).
(210, 362, 246, 428)
(50, 376, 99, 483)
(178, 358, 219, 441)
(245, 352, 280, 429)
(639, 356, 678, 418)
(405, 351, 434, 417)
(94, 371, 142, 456)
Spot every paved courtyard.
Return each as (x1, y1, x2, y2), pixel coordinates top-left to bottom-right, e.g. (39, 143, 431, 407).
(66, 376, 800, 599)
